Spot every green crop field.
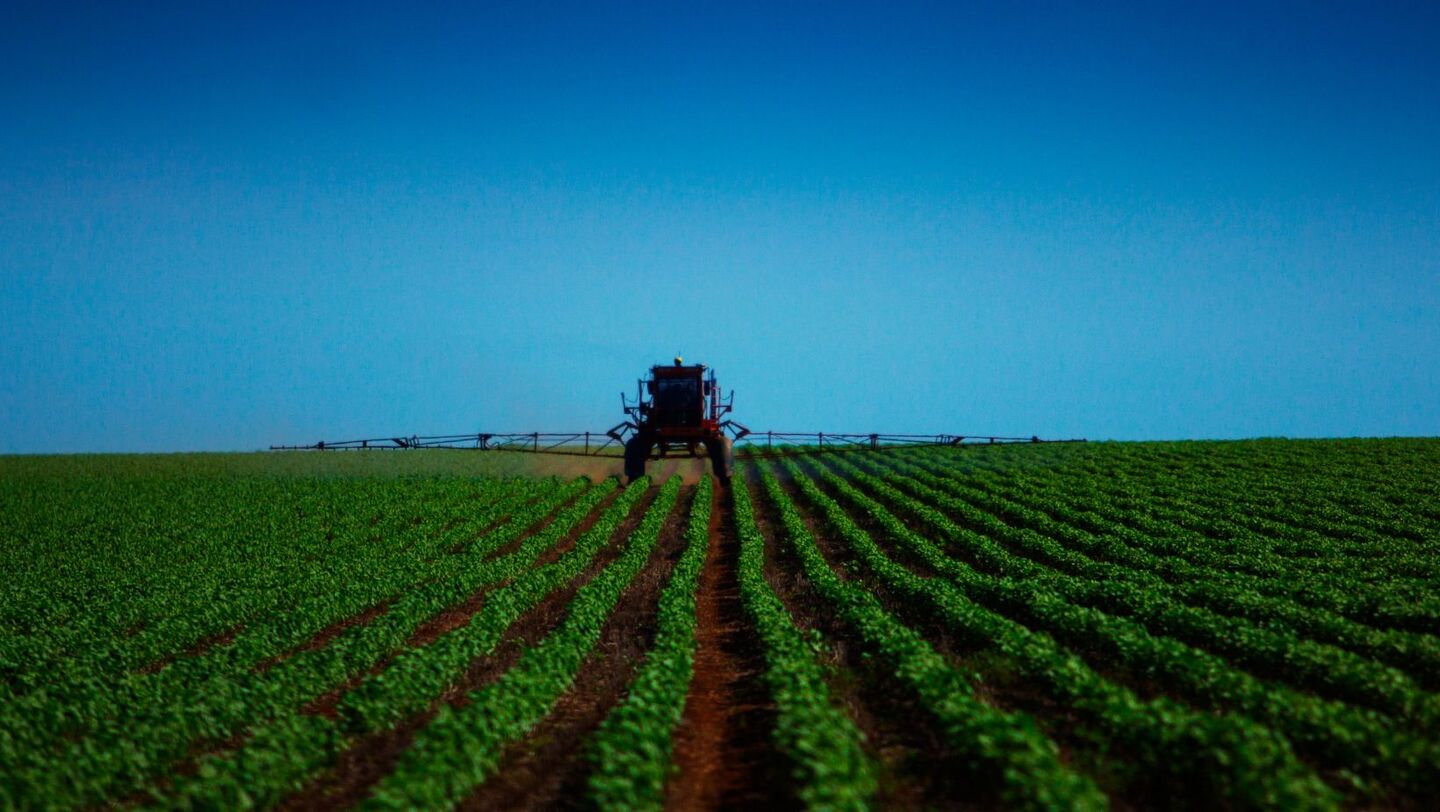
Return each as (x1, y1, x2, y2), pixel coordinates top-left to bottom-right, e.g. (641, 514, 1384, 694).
(3, 439, 1438, 810)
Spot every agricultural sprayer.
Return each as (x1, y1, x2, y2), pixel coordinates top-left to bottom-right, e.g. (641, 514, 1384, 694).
(272, 357, 1083, 483)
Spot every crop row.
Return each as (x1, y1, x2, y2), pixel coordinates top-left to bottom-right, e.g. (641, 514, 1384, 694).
(752, 461, 1114, 811)
(1007, 455, 1440, 579)
(947, 448, 1407, 568)
(898, 453, 1440, 686)
(585, 475, 713, 811)
(810, 452, 1440, 799)
(1, 475, 508, 687)
(919, 440, 1437, 547)
(149, 476, 650, 810)
(2, 475, 559, 747)
(1, 475, 607, 808)
(365, 475, 684, 808)
(867, 452, 1440, 718)
(904, 449, 1440, 633)
(894, 449, 1439, 629)
(767, 455, 1341, 809)
(729, 471, 877, 810)
(967, 443, 1439, 564)
(1054, 442, 1439, 542)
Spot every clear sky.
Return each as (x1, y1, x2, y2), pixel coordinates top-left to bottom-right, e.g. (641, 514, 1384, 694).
(2, 1, 1437, 452)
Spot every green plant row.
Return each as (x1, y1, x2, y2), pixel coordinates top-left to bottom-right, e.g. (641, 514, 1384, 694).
(363, 476, 684, 809)
(1029, 437, 1438, 517)
(585, 475, 713, 811)
(904, 447, 1430, 585)
(893, 450, 1440, 681)
(0, 475, 560, 803)
(1, 475, 505, 690)
(951, 445, 1440, 581)
(2, 476, 553, 750)
(1035, 442, 1439, 554)
(1, 476, 605, 809)
(907, 439, 1438, 547)
(731, 475, 879, 811)
(341, 476, 655, 731)
(774, 456, 1339, 810)
(910, 453, 1440, 687)
(818, 453, 1440, 799)
(1110, 471, 1437, 567)
(1015, 454, 1440, 582)
(146, 476, 646, 810)
(753, 462, 1109, 811)
(867, 453, 1440, 722)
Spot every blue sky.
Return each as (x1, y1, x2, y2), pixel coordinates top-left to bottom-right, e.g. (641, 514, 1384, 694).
(2, 1, 1437, 452)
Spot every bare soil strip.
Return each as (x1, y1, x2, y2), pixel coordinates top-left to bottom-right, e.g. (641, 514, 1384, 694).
(456, 485, 695, 810)
(665, 483, 789, 810)
(276, 710, 436, 811)
(508, 487, 629, 575)
(280, 485, 661, 808)
(449, 483, 663, 710)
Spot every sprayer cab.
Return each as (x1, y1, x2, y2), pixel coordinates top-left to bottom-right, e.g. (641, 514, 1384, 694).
(607, 358, 750, 484)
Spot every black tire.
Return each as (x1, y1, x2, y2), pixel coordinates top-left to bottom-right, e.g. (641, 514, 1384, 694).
(704, 435, 734, 484)
(624, 435, 652, 483)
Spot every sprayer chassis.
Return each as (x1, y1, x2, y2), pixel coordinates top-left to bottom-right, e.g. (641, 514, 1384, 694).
(607, 362, 748, 483)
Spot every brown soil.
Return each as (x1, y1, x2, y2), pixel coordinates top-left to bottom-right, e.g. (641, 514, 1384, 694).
(281, 484, 663, 807)
(665, 483, 790, 810)
(445, 476, 596, 557)
(508, 488, 628, 575)
(137, 623, 243, 674)
(456, 485, 694, 810)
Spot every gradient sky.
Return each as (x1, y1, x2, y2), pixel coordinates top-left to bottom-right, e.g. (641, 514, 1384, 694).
(3, 1, 1437, 452)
